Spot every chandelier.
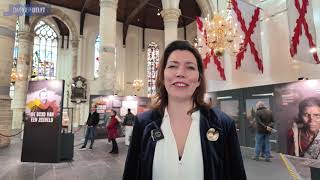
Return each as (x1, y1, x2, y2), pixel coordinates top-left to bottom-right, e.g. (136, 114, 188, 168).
(132, 34, 144, 92)
(196, 1, 241, 56)
(132, 79, 144, 91)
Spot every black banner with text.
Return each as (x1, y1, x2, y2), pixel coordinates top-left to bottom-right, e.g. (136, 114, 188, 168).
(21, 80, 64, 163)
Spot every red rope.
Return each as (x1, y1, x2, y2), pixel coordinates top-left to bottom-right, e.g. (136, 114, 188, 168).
(290, 0, 319, 63)
(231, 0, 263, 72)
(0, 130, 23, 137)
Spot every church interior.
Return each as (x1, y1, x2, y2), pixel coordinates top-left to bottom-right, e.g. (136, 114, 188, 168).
(1, 0, 320, 179)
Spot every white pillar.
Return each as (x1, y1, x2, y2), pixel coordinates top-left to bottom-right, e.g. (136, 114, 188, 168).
(161, 8, 181, 47)
(0, 0, 18, 147)
(71, 40, 79, 77)
(97, 0, 118, 95)
(74, 104, 81, 127)
(11, 31, 34, 129)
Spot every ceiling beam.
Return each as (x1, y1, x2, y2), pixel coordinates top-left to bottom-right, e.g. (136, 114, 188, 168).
(80, 0, 91, 35)
(123, 0, 151, 46)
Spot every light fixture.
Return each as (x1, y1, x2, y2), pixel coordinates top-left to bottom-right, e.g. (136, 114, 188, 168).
(132, 35, 144, 92)
(10, 67, 22, 84)
(157, 9, 161, 16)
(195, 0, 241, 57)
(133, 79, 144, 91)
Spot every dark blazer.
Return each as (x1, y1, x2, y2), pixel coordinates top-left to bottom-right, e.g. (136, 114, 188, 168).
(122, 107, 247, 180)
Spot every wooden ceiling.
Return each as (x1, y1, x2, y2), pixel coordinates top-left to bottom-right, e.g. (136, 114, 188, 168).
(34, 0, 201, 45)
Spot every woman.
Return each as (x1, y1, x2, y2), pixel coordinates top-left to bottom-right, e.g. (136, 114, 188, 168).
(107, 109, 121, 154)
(122, 40, 246, 180)
(287, 97, 320, 159)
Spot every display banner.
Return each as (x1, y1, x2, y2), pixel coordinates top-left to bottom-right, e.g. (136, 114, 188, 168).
(21, 80, 64, 163)
(274, 80, 320, 159)
(89, 95, 151, 139)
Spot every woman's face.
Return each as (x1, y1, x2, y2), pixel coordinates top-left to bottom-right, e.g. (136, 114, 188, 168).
(302, 105, 320, 133)
(164, 50, 200, 102)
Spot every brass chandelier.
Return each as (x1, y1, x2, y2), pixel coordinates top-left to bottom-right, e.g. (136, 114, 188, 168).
(197, 1, 241, 56)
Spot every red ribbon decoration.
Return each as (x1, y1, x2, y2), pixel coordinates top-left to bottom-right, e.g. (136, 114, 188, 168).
(211, 50, 226, 80)
(290, 0, 319, 63)
(203, 53, 210, 69)
(196, 16, 226, 80)
(231, 0, 263, 72)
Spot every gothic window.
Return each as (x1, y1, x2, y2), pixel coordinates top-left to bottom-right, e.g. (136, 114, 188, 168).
(13, 20, 19, 67)
(147, 42, 160, 97)
(10, 19, 19, 98)
(32, 20, 58, 80)
(94, 35, 100, 78)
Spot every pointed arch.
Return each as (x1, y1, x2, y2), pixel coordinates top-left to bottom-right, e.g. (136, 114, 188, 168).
(29, 6, 78, 41)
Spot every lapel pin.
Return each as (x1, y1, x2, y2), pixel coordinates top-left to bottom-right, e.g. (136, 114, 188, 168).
(151, 129, 164, 142)
(207, 128, 219, 141)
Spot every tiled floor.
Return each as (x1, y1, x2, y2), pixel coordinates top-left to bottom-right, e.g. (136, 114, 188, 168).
(0, 132, 295, 180)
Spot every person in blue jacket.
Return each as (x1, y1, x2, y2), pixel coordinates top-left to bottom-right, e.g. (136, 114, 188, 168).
(122, 40, 246, 180)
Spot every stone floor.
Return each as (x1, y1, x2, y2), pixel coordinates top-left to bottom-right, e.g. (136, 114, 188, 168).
(0, 130, 297, 180)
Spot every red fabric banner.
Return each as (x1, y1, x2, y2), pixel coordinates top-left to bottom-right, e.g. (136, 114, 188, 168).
(196, 16, 226, 80)
(231, 0, 263, 72)
(289, 0, 319, 63)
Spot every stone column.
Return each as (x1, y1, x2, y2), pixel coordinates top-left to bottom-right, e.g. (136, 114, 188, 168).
(97, 0, 118, 95)
(0, 0, 18, 147)
(11, 31, 34, 129)
(161, 8, 181, 47)
(71, 40, 79, 77)
(70, 40, 80, 127)
(74, 104, 81, 127)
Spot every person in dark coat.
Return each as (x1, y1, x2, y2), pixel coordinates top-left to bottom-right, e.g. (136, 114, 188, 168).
(107, 109, 122, 154)
(80, 106, 100, 150)
(122, 40, 246, 180)
(252, 101, 274, 162)
(123, 108, 137, 146)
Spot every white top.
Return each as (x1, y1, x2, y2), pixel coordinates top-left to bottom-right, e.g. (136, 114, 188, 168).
(152, 109, 204, 180)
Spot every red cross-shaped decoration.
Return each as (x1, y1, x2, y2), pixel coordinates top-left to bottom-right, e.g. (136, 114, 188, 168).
(290, 0, 319, 63)
(196, 17, 226, 80)
(231, 0, 263, 72)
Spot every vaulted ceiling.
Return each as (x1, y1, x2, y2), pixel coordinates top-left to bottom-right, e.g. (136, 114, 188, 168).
(34, 0, 201, 45)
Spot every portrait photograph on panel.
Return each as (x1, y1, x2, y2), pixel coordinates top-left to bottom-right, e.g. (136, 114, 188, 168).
(274, 80, 320, 160)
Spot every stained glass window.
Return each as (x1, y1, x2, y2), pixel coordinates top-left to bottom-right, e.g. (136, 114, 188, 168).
(94, 36, 100, 78)
(10, 19, 19, 98)
(32, 21, 58, 80)
(147, 42, 160, 97)
(13, 20, 19, 67)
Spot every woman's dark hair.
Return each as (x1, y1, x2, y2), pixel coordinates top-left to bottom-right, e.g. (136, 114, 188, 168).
(296, 97, 320, 125)
(151, 40, 210, 114)
(111, 109, 117, 115)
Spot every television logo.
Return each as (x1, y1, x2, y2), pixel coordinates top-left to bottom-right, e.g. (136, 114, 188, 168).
(3, 4, 51, 16)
